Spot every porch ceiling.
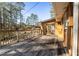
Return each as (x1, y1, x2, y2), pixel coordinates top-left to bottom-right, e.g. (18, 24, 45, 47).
(53, 2, 69, 21)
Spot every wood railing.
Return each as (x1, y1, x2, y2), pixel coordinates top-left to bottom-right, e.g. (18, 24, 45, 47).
(0, 28, 42, 46)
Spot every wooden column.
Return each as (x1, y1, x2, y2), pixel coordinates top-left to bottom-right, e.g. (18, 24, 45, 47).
(77, 3, 79, 56)
(72, 2, 78, 56)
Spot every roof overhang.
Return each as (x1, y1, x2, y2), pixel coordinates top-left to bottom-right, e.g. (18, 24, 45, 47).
(40, 18, 55, 24)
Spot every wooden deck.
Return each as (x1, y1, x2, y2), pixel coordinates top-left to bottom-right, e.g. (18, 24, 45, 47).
(0, 35, 67, 56)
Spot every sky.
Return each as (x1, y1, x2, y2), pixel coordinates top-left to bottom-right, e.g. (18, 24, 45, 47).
(22, 2, 52, 22)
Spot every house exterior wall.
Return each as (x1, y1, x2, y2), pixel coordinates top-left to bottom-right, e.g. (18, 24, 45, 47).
(55, 23, 64, 41)
(53, 2, 73, 55)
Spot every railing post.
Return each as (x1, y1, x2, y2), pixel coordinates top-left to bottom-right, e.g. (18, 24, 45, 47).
(16, 31, 19, 42)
